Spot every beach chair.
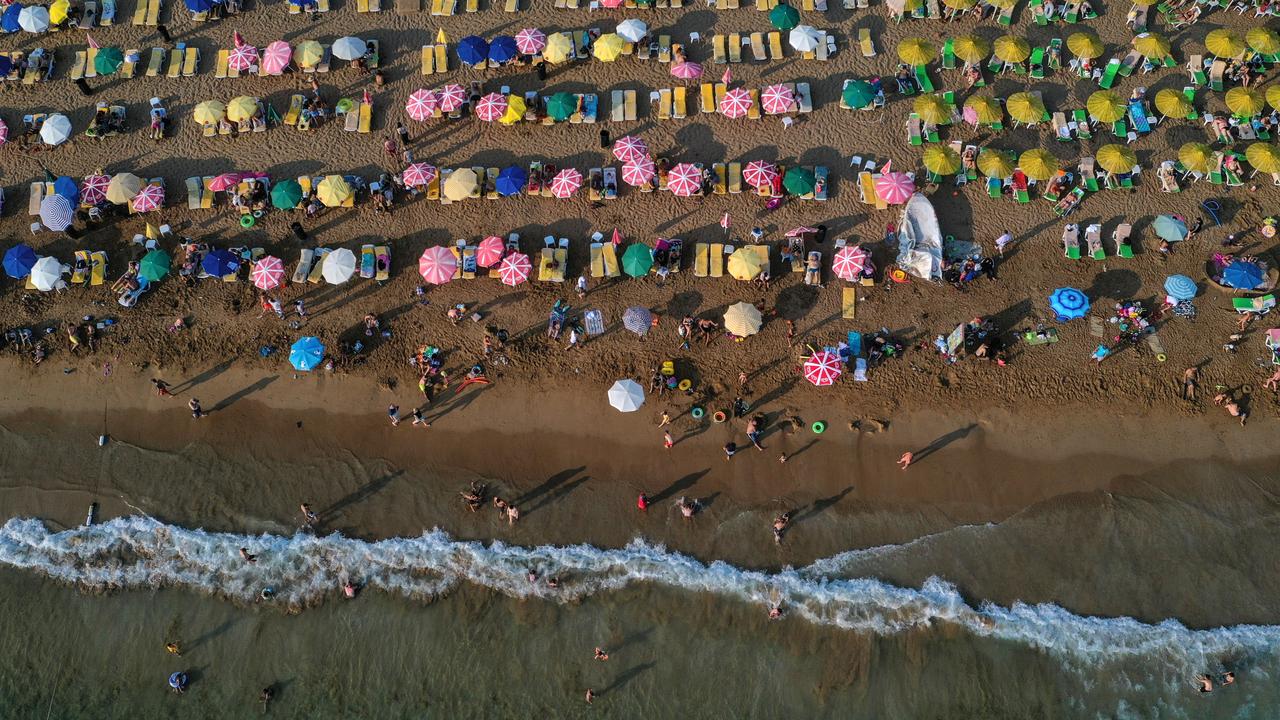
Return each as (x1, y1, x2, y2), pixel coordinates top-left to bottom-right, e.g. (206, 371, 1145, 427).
(1114, 223, 1133, 258)
(768, 32, 785, 60)
(796, 83, 813, 113)
(658, 89, 672, 120)
(1117, 49, 1141, 77)
(728, 162, 742, 193)
(185, 177, 203, 209)
(750, 33, 767, 61)
(182, 46, 199, 76)
(1208, 60, 1225, 92)
(693, 243, 709, 277)
(589, 242, 605, 278)
(712, 163, 727, 195)
(1062, 224, 1081, 259)
(713, 35, 727, 64)
(906, 115, 923, 146)
(672, 87, 687, 119)
(307, 249, 330, 283)
(214, 48, 229, 78)
(72, 251, 91, 285)
(858, 29, 875, 58)
(358, 100, 372, 133)
(1079, 157, 1099, 191)
(1187, 54, 1206, 86)
(709, 243, 725, 277)
(601, 242, 619, 276)
(360, 244, 376, 279)
(814, 167, 828, 201)
(659, 35, 671, 63)
(729, 33, 743, 63)
(90, 251, 107, 286)
(699, 83, 715, 114)
(1085, 223, 1104, 259)
(747, 90, 761, 120)
(1098, 58, 1121, 88)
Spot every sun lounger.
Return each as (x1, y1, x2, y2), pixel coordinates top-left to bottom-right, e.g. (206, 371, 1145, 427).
(292, 249, 314, 284)
(768, 32, 784, 60)
(1187, 54, 1206, 86)
(360, 244, 376, 279)
(185, 177, 202, 209)
(750, 33, 767, 61)
(70, 51, 87, 81)
(859, 29, 875, 58)
(728, 162, 742, 193)
(1114, 223, 1133, 257)
(90, 251, 107, 286)
(1098, 58, 1120, 88)
(72, 251, 91, 285)
(307, 249, 330, 283)
(1085, 223, 1104, 259)
(906, 115, 923, 146)
(658, 35, 671, 63)
(589, 243, 605, 278)
(1208, 59, 1225, 92)
(712, 35, 727, 64)
(672, 87, 687, 119)
(709, 243, 724, 277)
(700, 83, 715, 113)
(1062, 224, 1081, 258)
(658, 89, 672, 120)
(692, 243, 709, 277)
(729, 33, 742, 63)
(747, 89, 761, 120)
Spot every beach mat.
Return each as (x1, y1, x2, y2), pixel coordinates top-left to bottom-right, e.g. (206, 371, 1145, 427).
(841, 287, 856, 319)
(1089, 317, 1105, 338)
(584, 309, 605, 336)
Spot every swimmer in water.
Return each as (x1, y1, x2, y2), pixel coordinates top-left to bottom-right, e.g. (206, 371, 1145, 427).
(769, 606, 783, 620)
(594, 647, 609, 661)
(343, 580, 357, 599)
(546, 577, 559, 588)
(300, 503, 318, 527)
(239, 548, 257, 563)
(165, 642, 182, 656)
(1197, 675, 1214, 693)
(772, 512, 791, 545)
(1222, 672, 1235, 686)
(259, 686, 274, 709)
(585, 689, 595, 704)
(169, 671, 189, 694)
(261, 587, 275, 600)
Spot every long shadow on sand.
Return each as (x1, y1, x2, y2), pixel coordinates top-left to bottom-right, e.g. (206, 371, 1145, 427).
(211, 375, 278, 413)
(650, 469, 710, 504)
(320, 470, 405, 523)
(912, 424, 979, 464)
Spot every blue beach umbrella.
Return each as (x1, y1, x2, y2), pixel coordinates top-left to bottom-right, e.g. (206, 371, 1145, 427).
(201, 249, 240, 277)
(457, 36, 489, 66)
(1222, 261, 1264, 290)
(1, 4, 22, 34)
(39, 194, 74, 231)
(3, 244, 37, 279)
(53, 176, 79, 204)
(488, 35, 518, 64)
(1048, 287, 1090, 321)
(496, 165, 527, 196)
(1152, 214, 1188, 243)
(1163, 274, 1197, 302)
(290, 336, 325, 371)
(0, 55, 11, 76)
(184, 0, 217, 12)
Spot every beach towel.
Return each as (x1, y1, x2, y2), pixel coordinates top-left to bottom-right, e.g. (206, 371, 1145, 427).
(584, 309, 605, 336)
(853, 358, 868, 381)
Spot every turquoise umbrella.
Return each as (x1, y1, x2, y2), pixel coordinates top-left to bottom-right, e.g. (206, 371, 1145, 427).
(139, 249, 171, 282)
(621, 243, 653, 277)
(271, 180, 304, 210)
(545, 93, 577, 122)
(769, 2, 800, 30)
(783, 167, 816, 195)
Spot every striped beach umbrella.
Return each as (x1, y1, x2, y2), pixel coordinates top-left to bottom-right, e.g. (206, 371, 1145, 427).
(228, 42, 258, 71)
(803, 350, 842, 386)
(132, 184, 164, 212)
(39, 194, 74, 231)
(209, 173, 242, 192)
(475, 93, 508, 122)
(718, 88, 752, 118)
(406, 89, 438, 121)
(262, 41, 291, 74)
(499, 252, 531, 286)
(1163, 274, 1197, 302)
(667, 163, 702, 196)
(514, 27, 546, 55)
(550, 168, 583, 198)
(622, 306, 652, 335)
(437, 84, 467, 113)
(251, 255, 285, 290)
(476, 236, 505, 267)
(743, 160, 778, 189)
(612, 135, 649, 163)
(82, 173, 110, 205)
(670, 61, 703, 79)
(723, 302, 762, 337)
(761, 84, 795, 114)
(875, 172, 914, 204)
(402, 162, 437, 187)
(832, 245, 869, 281)
(418, 245, 457, 285)
(622, 156, 655, 186)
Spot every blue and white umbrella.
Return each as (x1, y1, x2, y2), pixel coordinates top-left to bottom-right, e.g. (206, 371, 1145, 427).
(457, 35, 489, 66)
(1163, 274, 1197, 302)
(38, 194, 74, 231)
(622, 306, 652, 336)
(201, 249, 240, 277)
(488, 36, 518, 64)
(1049, 287, 1090, 321)
(3, 244, 37, 279)
(1222, 261, 1264, 290)
(290, 336, 325, 371)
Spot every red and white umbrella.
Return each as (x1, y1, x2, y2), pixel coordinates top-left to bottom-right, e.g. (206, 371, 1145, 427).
(875, 172, 915, 205)
(743, 160, 778, 189)
(499, 252, 531, 285)
(475, 93, 508, 122)
(600, 0, 623, 7)
(719, 88, 752, 118)
(251, 255, 285, 290)
(0, 118, 8, 145)
(785, 226, 818, 238)
(670, 61, 702, 79)
(803, 350, 842, 387)
(81, 173, 110, 205)
(667, 163, 702, 197)
(406, 89, 438, 121)
(132, 184, 164, 212)
(437, 84, 467, 113)
(418, 245, 458, 285)
(402, 162, 437, 187)
(832, 245, 869, 281)
(262, 41, 291, 74)
(514, 27, 546, 55)
(621, 156, 655, 186)
(209, 172, 242, 192)
(612, 135, 648, 163)
(761, 84, 794, 114)
(476, 235, 505, 267)
(228, 43, 259, 71)
(551, 168, 583, 198)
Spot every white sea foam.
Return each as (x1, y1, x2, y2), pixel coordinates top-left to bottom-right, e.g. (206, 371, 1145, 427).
(1, 516, 1277, 680)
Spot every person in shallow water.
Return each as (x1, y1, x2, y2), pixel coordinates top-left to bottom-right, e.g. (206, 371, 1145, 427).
(168, 671, 189, 694)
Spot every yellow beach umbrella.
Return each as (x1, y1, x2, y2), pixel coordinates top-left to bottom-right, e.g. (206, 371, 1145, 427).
(1226, 87, 1264, 117)
(49, 0, 69, 23)
(1154, 89, 1193, 118)
(544, 32, 573, 64)
(994, 35, 1030, 63)
(977, 148, 1014, 178)
(1246, 143, 1280, 173)
(943, 0, 976, 9)
(923, 145, 961, 175)
(988, 0, 1015, 8)
(443, 167, 478, 201)
(499, 94, 526, 125)
(965, 95, 1003, 124)
(1006, 91, 1044, 124)
(953, 34, 991, 64)
(1096, 144, 1138, 174)
(193, 100, 225, 125)
(226, 96, 258, 122)
(1018, 149, 1058, 180)
(296, 40, 324, 68)
(106, 173, 142, 204)
(723, 302, 762, 337)
(1131, 0, 1157, 5)
(1178, 142, 1214, 173)
(1205, 29, 1246, 58)
(898, 37, 936, 66)
(1086, 90, 1125, 122)
(593, 33, 625, 62)
(727, 247, 763, 281)
(316, 175, 352, 207)
(1268, 84, 1280, 112)
(1247, 27, 1280, 55)
(1067, 32, 1104, 59)
(1132, 32, 1170, 59)
(913, 95, 950, 124)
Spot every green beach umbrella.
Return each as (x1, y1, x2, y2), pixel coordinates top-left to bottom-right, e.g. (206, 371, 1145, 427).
(842, 80, 875, 108)
(545, 92, 577, 122)
(94, 47, 124, 75)
(783, 166, 816, 196)
(271, 179, 304, 210)
(769, 3, 800, 30)
(621, 243, 653, 277)
(139, 249, 171, 282)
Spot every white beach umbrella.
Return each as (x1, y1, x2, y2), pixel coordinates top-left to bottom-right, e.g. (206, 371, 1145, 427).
(789, 25, 822, 52)
(29, 256, 63, 291)
(616, 19, 647, 43)
(40, 114, 72, 146)
(19, 6, 50, 32)
(332, 36, 367, 61)
(608, 379, 645, 412)
(322, 248, 357, 284)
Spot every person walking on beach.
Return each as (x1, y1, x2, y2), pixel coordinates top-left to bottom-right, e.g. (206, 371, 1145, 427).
(411, 406, 430, 428)
(637, 493, 648, 511)
(294, 299, 308, 322)
(395, 120, 411, 149)
(576, 273, 588, 299)
(898, 451, 913, 470)
(165, 642, 182, 656)
(994, 231, 1014, 256)
(506, 504, 520, 525)
(663, 430, 674, 449)
(300, 503, 319, 526)
(188, 398, 204, 419)
(1182, 367, 1199, 401)
(658, 411, 671, 427)
(387, 404, 400, 426)
(151, 378, 173, 397)
(724, 442, 737, 461)
(772, 512, 791, 544)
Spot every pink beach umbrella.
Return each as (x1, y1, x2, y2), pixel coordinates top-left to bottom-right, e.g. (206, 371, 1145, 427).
(875, 172, 915, 205)
(437, 84, 467, 113)
(514, 28, 546, 55)
(667, 163, 702, 197)
(475, 93, 508, 122)
(718, 88, 752, 118)
(406, 89, 438, 121)
(251, 255, 285, 290)
(402, 162, 438, 187)
(612, 135, 648, 163)
(832, 245, 869, 281)
(601, 0, 624, 6)
(418, 245, 458, 285)
(499, 252, 532, 286)
(551, 168, 583, 198)
(0, 118, 8, 145)
(803, 350, 842, 387)
(81, 173, 110, 205)
(262, 41, 291, 74)
(761, 84, 794, 114)
(132, 184, 164, 213)
(743, 160, 778, 189)
(228, 43, 259, 71)
(670, 61, 702, 79)
(476, 235, 505, 267)
(621, 156, 655, 186)
(209, 173, 242, 192)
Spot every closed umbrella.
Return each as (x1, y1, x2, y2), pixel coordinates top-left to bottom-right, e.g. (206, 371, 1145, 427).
(769, 2, 799, 30)
(977, 148, 1015, 177)
(667, 163, 702, 196)
(832, 245, 869, 281)
(499, 252, 531, 285)
(545, 93, 577, 121)
(262, 41, 291, 74)
(544, 32, 573, 64)
(488, 35, 518, 64)
(418, 245, 458, 284)
(1048, 287, 1090, 321)
(842, 80, 875, 109)
(132, 184, 164, 212)
(550, 168, 583, 198)
(608, 379, 645, 412)
(964, 95, 1002, 124)
(436, 84, 467, 113)
(898, 37, 935, 65)
(953, 34, 990, 63)
(402, 162, 438, 187)
(1067, 32, 1104, 59)
(788, 25, 821, 52)
(1152, 214, 1188, 242)
(621, 157, 655, 187)
(1205, 29, 1245, 58)
(290, 337, 325, 371)
(18, 5, 49, 32)
(209, 172, 242, 192)
(496, 165, 527, 196)
(458, 36, 488, 65)
(228, 43, 258, 71)
(271, 179, 303, 209)
(1164, 274, 1197, 302)
(94, 46, 124, 75)
(1246, 143, 1280, 174)
(622, 307, 652, 336)
(724, 302, 763, 337)
(994, 35, 1030, 63)
(1096, 144, 1138, 174)
(1087, 90, 1125, 122)
(593, 33, 625, 61)
(296, 40, 324, 68)
(226, 95, 258, 122)
(202, 249, 239, 277)
(1223, 260, 1264, 289)
(913, 94, 949, 124)
(803, 350, 842, 386)
(40, 114, 71, 145)
(443, 168, 478, 201)
(106, 173, 142, 204)
(783, 166, 816, 196)
(406, 89, 438, 121)
(475, 92, 508, 122)
(1019, 149, 1058, 181)
(622, 244, 653, 277)
(323, 248, 357, 284)
(1006, 92, 1045, 124)
(139, 249, 170, 281)
(874, 172, 914, 204)
(1133, 32, 1170, 58)
(29, 257, 63, 291)
(616, 19, 647, 43)
(500, 94, 526, 124)
(251, 256, 285, 290)
(718, 88, 752, 118)
(1247, 27, 1280, 55)
(476, 236, 505, 267)
(39, 195, 74, 231)
(612, 135, 649, 163)
(1154, 89, 1193, 119)
(193, 100, 225, 125)
(317, 175, 352, 206)
(727, 247, 763, 280)
(1178, 143, 1213, 173)
(1226, 87, 1264, 118)
(670, 61, 703, 79)
(923, 145, 961, 175)
(515, 27, 546, 55)
(3, 244, 37, 279)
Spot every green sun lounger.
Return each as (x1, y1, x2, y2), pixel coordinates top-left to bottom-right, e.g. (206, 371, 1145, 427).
(1182, 87, 1198, 119)
(1030, 0, 1047, 24)
(1073, 109, 1092, 139)
(941, 38, 956, 70)
(1098, 58, 1120, 89)
(987, 177, 1003, 198)
(987, 54, 1004, 73)
(1048, 39, 1062, 70)
(1030, 48, 1045, 78)
(914, 65, 934, 93)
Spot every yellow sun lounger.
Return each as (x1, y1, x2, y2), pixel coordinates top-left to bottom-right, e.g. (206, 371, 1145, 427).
(72, 251, 91, 284)
(601, 242, 619, 277)
(90, 251, 107, 286)
(589, 242, 605, 278)
(358, 100, 372, 133)
(708, 243, 724, 277)
(693, 242, 709, 277)
(308, 249, 330, 283)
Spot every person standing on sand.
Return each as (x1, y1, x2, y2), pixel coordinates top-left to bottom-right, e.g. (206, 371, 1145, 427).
(637, 493, 649, 511)
(898, 451, 913, 470)
(658, 411, 671, 427)
(772, 512, 791, 544)
(411, 407, 430, 428)
(663, 430, 674, 449)
(1182, 367, 1199, 401)
(151, 378, 173, 397)
(294, 299, 308, 322)
(995, 231, 1014, 256)
(576, 273, 588, 299)
(724, 442, 737, 461)
(1264, 367, 1280, 392)
(188, 398, 204, 419)
(387, 404, 400, 426)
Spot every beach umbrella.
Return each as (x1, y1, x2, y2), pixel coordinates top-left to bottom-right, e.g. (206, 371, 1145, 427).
(418, 245, 458, 284)
(138, 249, 171, 282)
(1152, 214, 1188, 242)
(786, 226, 818, 238)
(1246, 143, 1280, 174)
(402, 162, 438, 187)
(132, 184, 164, 212)
(1248, 27, 1280, 55)
(727, 247, 763, 280)
(94, 46, 124, 75)
(262, 41, 291, 74)
(913, 94, 949, 125)
(724, 302, 763, 337)
(670, 61, 703, 79)
(622, 307, 653, 336)
(612, 136, 649, 163)
(18, 5, 49, 32)
(40, 114, 71, 145)
(897, 37, 935, 66)
(667, 163, 702, 197)
(437, 84, 467, 113)
(1096, 144, 1137, 174)
(202, 249, 239, 277)
(1205, 29, 1245, 58)
(1226, 87, 1264, 118)
(1006, 92, 1044, 124)
(444, 168, 479, 201)
(544, 32, 572, 64)
(296, 40, 324, 68)
(1048, 287, 1090, 321)
(2, 4, 22, 33)
(476, 236, 505, 267)
(545, 92, 578, 121)
(489, 35, 518, 64)
(406, 89, 438, 121)
(316, 175, 352, 207)
(1178, 142, 1214, 173)
(226, 95, 258, 122)
(551, 168, 583, 198)
(842, 79, 875, 109)
(106, 173, 141, 204)
(875, 172, 914, 204)
(616, 19, 647, 43)
(1223, 260, 1264, 290)
(0, 117, 7, 144)
(193, 100, 225, 125)
(457, 36, 488, 65)
(622, 244, 653, 277)
(789, 25, 822, 52)
(29, 257, 62, 291)
(514, 27, 546, 55)
(1268, 85, 1280, 112)
(977, 148, 1015, 177)
(964, 95, 1003, 125)
(53, 2, 70, 24)
(943, 0, 976, 10)
(769, 2, 799, 30)
(1018, 149, 1058, 181)
(1133, 32, 1170, 58)
(832, 245, 870, 281)
(270, 179, 303, 209)
(228, 43, 258, 71)
(501, 95, 527, 125)
(1154, 89, 1193, 119)
(209, 172, 242, 192)
(39, 195, 74, 231)
(3, 244, 37, 279)
(994, 35, 1030, 63)
(1087, 90, 1125, 122)
(923, 145, 961, 175)
(953, 34, 990, 63)
(53, 175, 78, 203)
(251, 255, 284, 290)
(608, 379, 645, 412)
(718, 88, 752, 118)
(783, 166, 816, 196)
(593, 33, 625, 62)
(323, 248, 357, 284)
(475, 93, 508, 122)
(803, 350, 842, 387)
(499, 252, 531, 285)
(1067, 32, 1104, 59)
(184, 0, 215, 10)
(82, 173, 109, 204)
(289, 337, 325, 372)
(496, 165, 527, 196)
(621, 157, 655, 186)
(1164, 274, 1197, 302)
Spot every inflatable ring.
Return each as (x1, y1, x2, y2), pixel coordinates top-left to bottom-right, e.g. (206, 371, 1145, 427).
(239, 214, 256, 228)
(891, 269, 908, 283)
(678, 379, 692, 391)
(811, 421, 826, 434)
(712, 411, 727, 423)
(1156, 353, 1166, 362)
(690, 406, 705, 419)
